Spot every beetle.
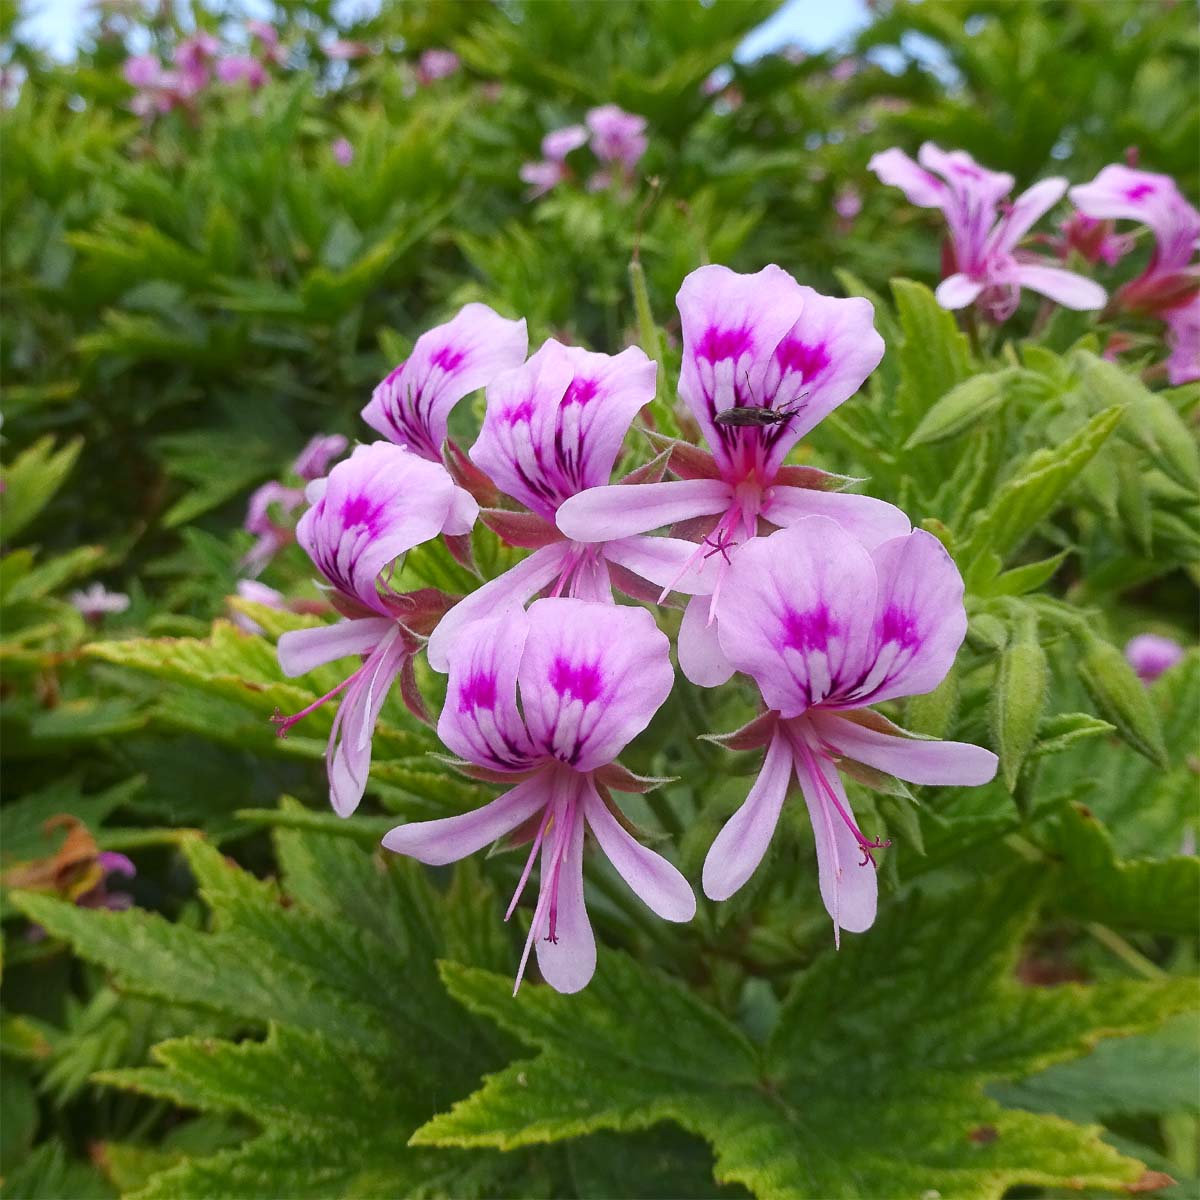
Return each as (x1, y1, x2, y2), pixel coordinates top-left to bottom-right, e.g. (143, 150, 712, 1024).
(712, 389, 809, 428)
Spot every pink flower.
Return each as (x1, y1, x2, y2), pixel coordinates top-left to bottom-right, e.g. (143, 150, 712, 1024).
(869, 143, 1106, 321)
(1125, 633, 1186, 684)
(417, 48, 459, 85)
(217, 55, 268, 89)
(331, 137, 354, 166)
(324, 38, 372, 60)
(231, 579, 285, 635)
(702, 518, 996, 940)
(362, 303, 528, 462)
(425, 340, 718, 671)
(1164, 296, 1200, 384)
(834, 184, 862, 232)
(1070, 164, 1200, 315)
(585, 104, 647, 172)
(69, 582, 131, 620)
(829, 56, 859, 82)
(519, 160, 569, 199)
(556, 264, 910, 687)
(1056, 212, 1135, 268)
(384, 599, 693, 993)
(542, 124, 588, 162)
(123, 54, 193, 114)
(247, 19, 286, 65)
(81, 851, 136, 911)
(519, 126, 586, 198)
(172, 31, 219, 93)
(241, 480, 304, 576)
(123, 53, 163, 89)
(293, 433, 348, 480)
(274, 443, 478, 816)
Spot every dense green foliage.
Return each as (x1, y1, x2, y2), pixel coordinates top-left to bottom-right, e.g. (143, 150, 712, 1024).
(1, 1, 1197, 1197)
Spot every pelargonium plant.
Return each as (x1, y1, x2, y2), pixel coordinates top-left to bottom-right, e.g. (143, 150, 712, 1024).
(277, 264, 1004, 991)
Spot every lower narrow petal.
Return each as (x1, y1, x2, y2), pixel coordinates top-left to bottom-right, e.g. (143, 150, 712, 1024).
(813, 712, 998, 786)
(934, 273, 984, 310)
(603, 535, 720, 595)
(1014, 263, 1107, 310)
(381, 772, 551, 865)
(534, 807, 596, 993)
(678, 595, 736, 687)
(277, 617, 395, 677)
(584, 782, 695, 922)
(328, 632, 407, 816)
(793, 739, 877, 937)
(702, 733, 793, 901)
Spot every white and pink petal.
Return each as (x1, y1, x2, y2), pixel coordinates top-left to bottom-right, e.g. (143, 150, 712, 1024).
(362, 303, 528, 460)
(518, 598, 674, 772)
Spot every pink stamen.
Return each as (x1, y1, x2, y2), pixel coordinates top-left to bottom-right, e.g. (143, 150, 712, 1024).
(512, 789, 574, 994)
(505, 801, 555, 922)
(270, 672, 358, 736)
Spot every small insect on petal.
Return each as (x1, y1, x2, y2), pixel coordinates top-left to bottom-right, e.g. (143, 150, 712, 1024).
(713, 390, 809, 427)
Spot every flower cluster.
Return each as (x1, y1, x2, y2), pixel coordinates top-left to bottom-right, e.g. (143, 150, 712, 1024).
(1069, 164, 1200, 384)
(869, 143, 1197, 382)
(869, 143, 1106, 321)
(520, 105, 648, 198)
(122, 20, 285, 117)
(275, 266, 999, 992)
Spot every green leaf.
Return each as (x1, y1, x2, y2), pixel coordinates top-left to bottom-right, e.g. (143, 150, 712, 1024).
(891, 278, 973, 435)
(0, 545, 106, 606)
(1029, 712, 1116, 759)
(1073, 627, 1169, 768)
(961, 405, 1124, 574)
(1077, 351, 1200, 490)
(991, 1012, 1199, 1122)
(904, 369, 1020, 449)
(0, 436, 83, 542)
(1047, 801, 1199, 936)
(0, 1139, 114, 1200)
(990, 612, 1048, 791)
(0, 1065, 38, 1173)
(17, 822, 552, 1200)
(980, 549, 1069, 598)
(416, 868, 1195, 1199)
(85, 620, 437, 772)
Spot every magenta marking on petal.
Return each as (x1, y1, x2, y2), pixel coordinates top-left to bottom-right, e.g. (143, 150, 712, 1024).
(549, 657, 603, 703)
(1125, 182, 1156, 201)
(339, 493, 384, 533)
(505, 399, 535, 426)
(783, 605, 841, 652)
(775, 337, 830, 380)
(431, 344, 465, 372)
(458, 672, 497, 712)
(878, 604, 921, 648)
(698, 325, 753, 362)
(563, 376, 599, 406)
